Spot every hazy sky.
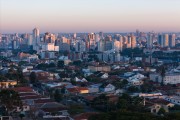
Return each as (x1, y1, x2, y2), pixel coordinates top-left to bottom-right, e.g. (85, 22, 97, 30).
(0, 0, 180, 33)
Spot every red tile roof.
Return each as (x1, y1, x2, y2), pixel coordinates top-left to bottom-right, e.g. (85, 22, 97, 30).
(73, 112, 99, 120)
(12, 87, 33, 92)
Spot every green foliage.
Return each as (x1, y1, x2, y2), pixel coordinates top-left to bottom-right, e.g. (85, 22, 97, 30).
(19, 113, 25, 120)
(73, 60, 82, 66)
(158, 108, 166, 115)
(54, 89, 63, 102)
(36, 63, 49, 70)
(0, 90, 22, 110)
(49, 62, 56, 68)
(112, 79, 128, 89)
(18, 61, 28, 66)
(117, 99, 128, 109)
(70, 79, 77, 85)
(57, 60, 65, 68)
(169, 105, 180, 111)
(127, 86, 139, 93)
(92, 94, 109, 111)
(89, 111, 165, 120)
(69, 105, 84, 115)
(29, 72, 37, 84)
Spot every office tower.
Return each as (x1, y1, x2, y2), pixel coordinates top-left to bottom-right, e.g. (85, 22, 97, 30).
(88, 33, 96, 50)
(28, 34, 33, 46)
(158, 34, 163, 47)
(59, 37, 70, 52)
(44, 32, 56, 43)
(98, 39, 105, 52)
(169, 34, 176, 47)
(32, 28, 40, 50)
(164, 34, 169, 47)
(73, 33, 77, 39)
(112, 36, 123, 52)
(158, 34, 169, 47)
(95, 33, 100, 42)
(127, 35, 131, 48)
(147, 33, 153, 48)
(0, 33, 2, 42)
(99, 31, 104, 39)
(131, 35, 136, 48)
(12, 40, 18, 49)
(105, 40, 112, 51)
(75, 40, 86, 52)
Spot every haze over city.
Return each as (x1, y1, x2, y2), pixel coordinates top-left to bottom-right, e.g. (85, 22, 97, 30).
(1, 0, 180, 33)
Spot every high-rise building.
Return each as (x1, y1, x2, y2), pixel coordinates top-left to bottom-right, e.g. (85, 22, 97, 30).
(44, 32, 56, 43)
(28, 34, 33, 46)
(169, 34, 176, 47)
(158, 34, 163, 47)
(164, 34, 169, 47)
(12, 40, 18, 49)
(147, 33, 153, 48)
(32, 28, 40, 50)
(131, 35, 136, 48)
(99, 31, 104, 39)
(158, 34, 169, 47)
(98, 39, 105, 52)
(73, 33, 77, 39)
(88, 33, 96, 50)
(112, 36, 123, 52)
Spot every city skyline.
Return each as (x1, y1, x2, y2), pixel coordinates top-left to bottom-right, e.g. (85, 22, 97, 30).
(0, 0, 180, 33)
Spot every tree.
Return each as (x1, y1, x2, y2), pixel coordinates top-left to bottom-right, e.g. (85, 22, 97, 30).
(29, 72, 37, 84)
(49, 63, 56, 68)
(158, 107, 166, 115)
(158, 66, 166, 86)
(0, 90, 22, 111)
(117, 99, 128, 109)
(57, 60, 64, 68)
(70, 79, 77, 85)
(54, 89, 63, 102)
(127, 86, 139, 93)
(19, 112, 25, 120)
(73, 60, 82, 66)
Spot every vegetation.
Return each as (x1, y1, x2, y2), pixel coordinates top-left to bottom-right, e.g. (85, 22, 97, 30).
(29, 72, 38, 84)
(0, 90, 22, 110)
(69, 105, 84, 115)
(54, 89, 63, 102)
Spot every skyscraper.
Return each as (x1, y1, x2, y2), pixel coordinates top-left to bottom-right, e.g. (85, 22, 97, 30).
(158, 34, 163, 47)
(32, 28, 40, 51)
(147, 33, 153, 48)
(169, 34, 176, 47)
(164, 34, 169, 47)
(131, 35, 136, 48)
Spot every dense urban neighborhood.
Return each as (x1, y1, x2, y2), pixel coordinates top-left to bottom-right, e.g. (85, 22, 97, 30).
(1, 30, 180, 120)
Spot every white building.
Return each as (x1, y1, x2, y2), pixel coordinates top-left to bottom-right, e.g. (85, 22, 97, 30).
(128, 73, 145, 86)
(150, 73, 180, 85)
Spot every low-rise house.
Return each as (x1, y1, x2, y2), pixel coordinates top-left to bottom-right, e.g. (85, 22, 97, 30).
(139, 93, 163, 98)
(88, 65, 111, 72)
(100, 73, 109, 79)
(100, 83, 115, 92)
(67, 87, 89, 94)
(88, 84, 102, 93)
(145, 98, 174, 113)
(35, 102, 69, 119)
(16, 103, 30, 112)
(0, 80, 17, 88)
(127, 73, 145, 86)
(74, 77, 87, 82)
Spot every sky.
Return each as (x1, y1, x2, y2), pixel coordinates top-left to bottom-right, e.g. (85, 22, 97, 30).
(0, 0, 180, 33)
